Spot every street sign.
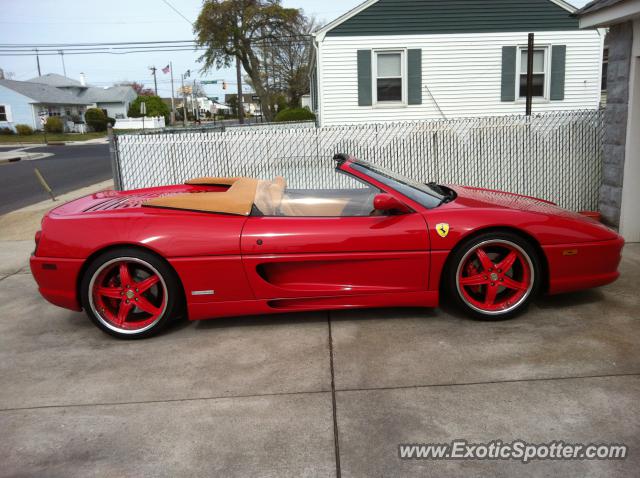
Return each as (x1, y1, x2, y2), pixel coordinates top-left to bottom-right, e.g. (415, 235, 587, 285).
(252, 95, 260, 101)
(38, 111, 48, 126)
(140, 102, 147, 115)
(200, 80, 219, 85)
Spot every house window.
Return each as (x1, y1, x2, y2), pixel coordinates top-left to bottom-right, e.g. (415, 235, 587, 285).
(0, 105, 6, 121)
(518, 48, 548, 99)
(374, 51, 405, 104)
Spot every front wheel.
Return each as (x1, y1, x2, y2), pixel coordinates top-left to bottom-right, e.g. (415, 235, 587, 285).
(445, 232, 541, 320)
(80, 248, 182, 339)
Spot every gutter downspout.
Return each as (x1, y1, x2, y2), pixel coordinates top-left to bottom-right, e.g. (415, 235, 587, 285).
(310, 33, 320, 127)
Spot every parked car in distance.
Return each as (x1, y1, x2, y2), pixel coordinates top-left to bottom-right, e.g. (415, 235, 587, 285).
(31, 154, 624, 339)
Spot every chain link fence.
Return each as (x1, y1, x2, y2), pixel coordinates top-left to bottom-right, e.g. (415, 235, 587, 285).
(111, 110, 603, 211)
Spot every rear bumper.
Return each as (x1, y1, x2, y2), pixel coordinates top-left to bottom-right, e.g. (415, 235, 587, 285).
(544, 237, 625, 295)
(30, 255, 83, 311)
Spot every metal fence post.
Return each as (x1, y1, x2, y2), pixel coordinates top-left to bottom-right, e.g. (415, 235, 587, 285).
(107, 125, 123, 191)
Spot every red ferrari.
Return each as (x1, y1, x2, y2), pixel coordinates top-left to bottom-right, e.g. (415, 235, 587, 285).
(31, 154, 624, 339)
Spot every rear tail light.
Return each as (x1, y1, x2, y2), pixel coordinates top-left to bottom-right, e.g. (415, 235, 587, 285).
(34, 230, 42, 254)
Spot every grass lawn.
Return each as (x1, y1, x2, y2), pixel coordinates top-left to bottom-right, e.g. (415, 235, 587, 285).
(0, 131, 107, 145)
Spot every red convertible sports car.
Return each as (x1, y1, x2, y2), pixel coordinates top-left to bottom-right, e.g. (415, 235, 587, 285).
(31, 154, 624, 339)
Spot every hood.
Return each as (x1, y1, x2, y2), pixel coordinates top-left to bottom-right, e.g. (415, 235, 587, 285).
(449, 185, 581, 218)
(446, 185, 620, 241)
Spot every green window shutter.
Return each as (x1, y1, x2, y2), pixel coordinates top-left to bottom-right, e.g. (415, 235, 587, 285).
(407, 49, 423, 105)
(357, 50, 372, 106)
(501, 46, 517, 102)
(550, 45, 567, 101)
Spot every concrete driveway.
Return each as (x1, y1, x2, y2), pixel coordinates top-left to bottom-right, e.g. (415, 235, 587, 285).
(1, 240, 638, 477)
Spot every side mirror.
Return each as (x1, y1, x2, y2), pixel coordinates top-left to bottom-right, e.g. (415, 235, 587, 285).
(373, 194, 411, 214)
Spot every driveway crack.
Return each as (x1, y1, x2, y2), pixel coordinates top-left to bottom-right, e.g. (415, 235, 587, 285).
(328, 311, 342, 478)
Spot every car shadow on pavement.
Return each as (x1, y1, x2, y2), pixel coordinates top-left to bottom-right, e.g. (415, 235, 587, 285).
(535, 289, 606, 309)
(190, 310, 330, 331)
(103, 287, 612, 339)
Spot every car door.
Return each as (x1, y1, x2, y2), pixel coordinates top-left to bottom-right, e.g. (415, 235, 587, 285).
(240, 212, 430, 300)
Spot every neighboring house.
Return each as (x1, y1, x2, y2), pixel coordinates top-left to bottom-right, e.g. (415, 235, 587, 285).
(0, 79, 90, 131)
(310, 0, 605, 126)
(577, 0, 640, 242)
(0, 73, 137, 132)
(26, 74, 136, 119)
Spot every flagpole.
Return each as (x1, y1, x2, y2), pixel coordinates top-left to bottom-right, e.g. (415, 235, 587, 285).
(169, 62, 176, 125)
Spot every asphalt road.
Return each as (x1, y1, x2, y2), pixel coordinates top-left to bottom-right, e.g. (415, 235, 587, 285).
(0, 144, 112, 215)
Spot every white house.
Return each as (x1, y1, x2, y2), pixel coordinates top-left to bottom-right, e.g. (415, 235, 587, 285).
(310, 0, 605, 126)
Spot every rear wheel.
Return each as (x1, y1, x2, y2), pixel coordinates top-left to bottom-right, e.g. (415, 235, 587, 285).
(446, 232, 541, 320)
(80, 248, 181, 339)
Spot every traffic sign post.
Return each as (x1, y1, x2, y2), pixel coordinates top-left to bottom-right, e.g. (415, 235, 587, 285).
(140, 102, 146, 130)
(38, 111, 48, 144)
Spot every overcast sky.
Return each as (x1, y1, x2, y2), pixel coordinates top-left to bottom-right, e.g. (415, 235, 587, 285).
(0, 0, 592, 99)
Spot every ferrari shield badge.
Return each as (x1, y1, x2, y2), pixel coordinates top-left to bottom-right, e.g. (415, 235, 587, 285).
(436, 223, 450, 238)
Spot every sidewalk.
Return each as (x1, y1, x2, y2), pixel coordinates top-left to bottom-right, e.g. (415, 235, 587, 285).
(0, 136, 109, 149)
(0, 179, 113, 241)
(0, 148, 52, 163)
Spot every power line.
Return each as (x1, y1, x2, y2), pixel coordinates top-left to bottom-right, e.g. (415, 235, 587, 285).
(0, 40, 198, 48)
(161, 0, 194, 26)
(0, 35, 310, 49)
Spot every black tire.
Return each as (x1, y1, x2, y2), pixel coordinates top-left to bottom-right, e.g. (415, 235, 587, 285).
(444, 231, 542, 321)
(80, 247, 182, 339)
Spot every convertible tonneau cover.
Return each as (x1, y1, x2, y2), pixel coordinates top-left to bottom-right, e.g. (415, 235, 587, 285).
(143, 177, 259, 216)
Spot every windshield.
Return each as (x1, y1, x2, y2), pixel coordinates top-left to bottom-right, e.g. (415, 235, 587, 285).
(350, 161, 445, 209)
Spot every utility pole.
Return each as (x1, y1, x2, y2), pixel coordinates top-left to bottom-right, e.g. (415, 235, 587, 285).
(35, 48, 41, 76)
(169, 61, 176, 125)
(59, 50, 67, 76)
(193, 79, 200, 122)
(149, 66, 158, 95)
(236, 57, 245, 124)
(181, 74, 187, 127)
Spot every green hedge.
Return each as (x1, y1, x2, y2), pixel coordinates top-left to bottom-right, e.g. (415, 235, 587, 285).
(274, 107, 316, 123)
(85, 108, 108, 132)
(44, 116, 64, 133)
(15, 124, 34, 135)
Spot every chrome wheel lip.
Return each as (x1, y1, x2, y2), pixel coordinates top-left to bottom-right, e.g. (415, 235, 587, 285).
(455, 239, 535, 316)
(88, 257, 168, 335)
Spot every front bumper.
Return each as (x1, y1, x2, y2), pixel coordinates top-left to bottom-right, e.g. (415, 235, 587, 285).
(30, 255, 83, 311)
(544, 237, 625, 295)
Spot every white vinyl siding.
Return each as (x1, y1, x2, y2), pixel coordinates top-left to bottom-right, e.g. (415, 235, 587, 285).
(317, 30, 603, 126)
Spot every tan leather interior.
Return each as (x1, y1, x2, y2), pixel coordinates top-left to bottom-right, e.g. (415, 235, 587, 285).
(185, 177, 242, 187)
(254, 177, 287, 215)
(144, 178, 259, 216)
(279, 197, 350, 217)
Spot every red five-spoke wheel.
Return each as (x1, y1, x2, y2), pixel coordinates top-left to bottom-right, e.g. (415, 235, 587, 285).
(81, 248, 180, 339)
(448, 234, 540, 320)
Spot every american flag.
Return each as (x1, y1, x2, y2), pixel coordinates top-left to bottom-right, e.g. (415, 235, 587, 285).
(162, 64, 170, 74)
